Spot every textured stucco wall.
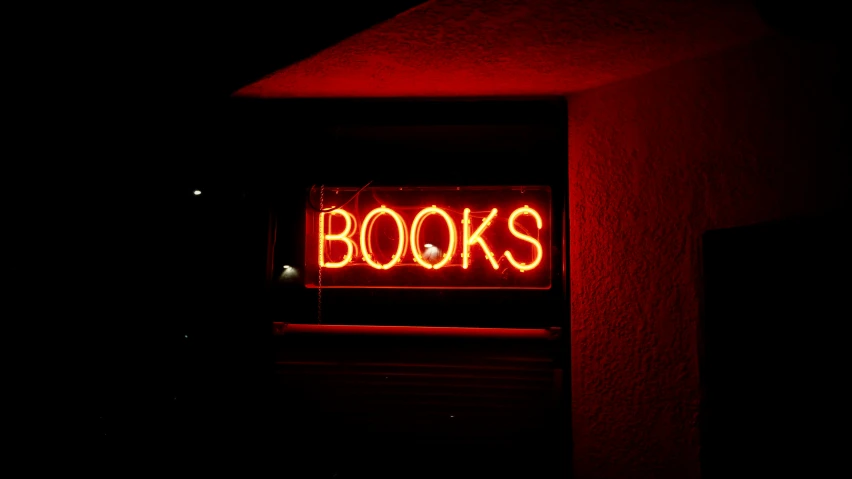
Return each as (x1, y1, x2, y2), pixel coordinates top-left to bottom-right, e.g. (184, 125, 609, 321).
(568, 34, 846, 479)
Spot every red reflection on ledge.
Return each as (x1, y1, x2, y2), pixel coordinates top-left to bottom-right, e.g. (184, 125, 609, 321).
(305, 186, 552, 289)
(273, 323, 561, 339)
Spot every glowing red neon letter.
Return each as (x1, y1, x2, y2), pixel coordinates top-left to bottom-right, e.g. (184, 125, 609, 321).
(462, 208, 500, 270)
(360, 206, 406, 270)
(318, 209, 357, 268)
(410, 206, 457, 270)
(504, 206, 543, 272)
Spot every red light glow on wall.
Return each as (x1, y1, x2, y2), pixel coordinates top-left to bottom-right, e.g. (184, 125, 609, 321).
(305, 186, 551, 289)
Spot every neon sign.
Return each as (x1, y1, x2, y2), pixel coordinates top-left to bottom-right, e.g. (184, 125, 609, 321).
(305, 186, 551, 289)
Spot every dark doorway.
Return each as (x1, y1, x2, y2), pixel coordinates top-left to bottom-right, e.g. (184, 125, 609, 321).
(700, 209, 848, 477)
(246, 98, 570, 478)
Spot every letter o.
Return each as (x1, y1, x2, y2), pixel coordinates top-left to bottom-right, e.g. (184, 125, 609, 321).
(360, 206, 406, 270)
(410, 206, 457, 270)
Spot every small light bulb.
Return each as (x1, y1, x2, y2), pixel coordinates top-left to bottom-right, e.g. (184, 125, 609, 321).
(193, 190, 201, 196)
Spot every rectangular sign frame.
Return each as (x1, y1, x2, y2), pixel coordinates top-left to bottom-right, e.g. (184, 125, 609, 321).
(305, 185, 552, 289)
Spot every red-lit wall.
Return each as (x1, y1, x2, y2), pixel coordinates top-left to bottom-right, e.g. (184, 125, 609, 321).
(568, 34, 846, 479)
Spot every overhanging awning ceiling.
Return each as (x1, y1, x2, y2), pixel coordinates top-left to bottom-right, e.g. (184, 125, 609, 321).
(234, 0, 770, 98)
